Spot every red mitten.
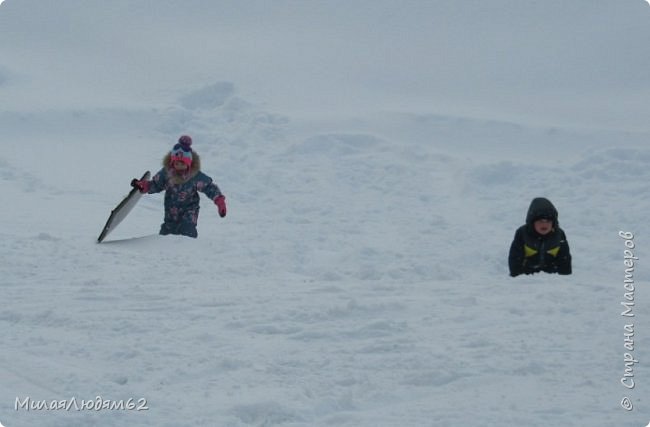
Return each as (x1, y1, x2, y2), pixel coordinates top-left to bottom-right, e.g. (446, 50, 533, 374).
(214, 195, 227, 218)
(130, 179, 149, 193)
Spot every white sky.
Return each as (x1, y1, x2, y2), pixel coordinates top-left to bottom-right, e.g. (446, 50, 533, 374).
(0, 0, 649, 130)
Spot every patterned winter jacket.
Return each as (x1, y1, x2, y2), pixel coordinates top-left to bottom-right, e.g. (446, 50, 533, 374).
(147, 152, 223, 215)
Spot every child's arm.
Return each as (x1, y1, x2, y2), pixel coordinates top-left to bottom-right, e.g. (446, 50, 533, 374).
(196, 173, 226, 217)
(556, 230, 572, 275)
(145, 169, 168, 194)
(132, 169, 167, 194)
(195, 172, 223, 199)
(508, 228, 525, 277)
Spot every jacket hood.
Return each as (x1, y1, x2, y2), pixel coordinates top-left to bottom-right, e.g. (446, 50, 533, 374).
(525, 197, 558, 227)
(163, 150, 201, 184)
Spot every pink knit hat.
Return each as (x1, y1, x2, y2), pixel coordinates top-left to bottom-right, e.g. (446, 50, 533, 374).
(170, 135, 193, 167)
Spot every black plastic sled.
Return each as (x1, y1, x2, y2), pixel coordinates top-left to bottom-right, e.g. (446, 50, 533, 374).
(97, 171, 150, 243)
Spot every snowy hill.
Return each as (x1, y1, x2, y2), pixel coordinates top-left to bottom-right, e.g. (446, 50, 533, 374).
(1, 1, 649, 427)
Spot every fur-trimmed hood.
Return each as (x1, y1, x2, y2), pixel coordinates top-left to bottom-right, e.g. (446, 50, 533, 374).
(163, 151, 201, 184)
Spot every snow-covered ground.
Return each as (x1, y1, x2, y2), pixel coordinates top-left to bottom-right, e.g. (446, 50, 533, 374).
(1, 1, 649, 426)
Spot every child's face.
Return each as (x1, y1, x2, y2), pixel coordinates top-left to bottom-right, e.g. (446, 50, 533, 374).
(172, 160, 189, 171)
(533, 218, 553, 235)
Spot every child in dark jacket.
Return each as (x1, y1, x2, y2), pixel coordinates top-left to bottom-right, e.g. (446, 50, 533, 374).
(131, 135, 227, 238)
(508, 197, 571, 277)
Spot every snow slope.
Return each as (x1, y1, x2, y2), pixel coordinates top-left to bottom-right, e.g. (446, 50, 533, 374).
(1, 1, 650, 427)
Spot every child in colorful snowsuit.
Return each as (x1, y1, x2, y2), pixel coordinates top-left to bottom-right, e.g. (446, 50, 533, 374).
(508, 197, 571, 277)
(131, 135, 226, 238)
